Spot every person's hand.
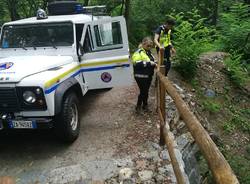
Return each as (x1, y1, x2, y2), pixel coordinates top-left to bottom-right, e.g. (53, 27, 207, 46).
(150, 61, 157, 66)
(159, 46, 164, 50)
(171, 47, 176, 56)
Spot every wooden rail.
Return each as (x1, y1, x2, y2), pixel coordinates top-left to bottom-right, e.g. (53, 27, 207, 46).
(156, 48, 239, 184)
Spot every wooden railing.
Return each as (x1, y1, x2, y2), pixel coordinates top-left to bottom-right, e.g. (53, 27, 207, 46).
(156, 48, 239, 184)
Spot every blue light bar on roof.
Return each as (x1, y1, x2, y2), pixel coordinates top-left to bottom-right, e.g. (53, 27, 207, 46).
(75, 4, 84, 14)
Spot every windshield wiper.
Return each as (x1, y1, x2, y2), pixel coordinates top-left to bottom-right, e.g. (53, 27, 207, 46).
(51, 43, 57, 49)
(22, 45, 27, 50)
(21, 40, 27, 50)
(50, 39, 57, 49)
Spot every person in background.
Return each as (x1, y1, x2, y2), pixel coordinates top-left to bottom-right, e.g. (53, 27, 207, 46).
(154, 18, 176, 76)
(132, 37, 157, 112)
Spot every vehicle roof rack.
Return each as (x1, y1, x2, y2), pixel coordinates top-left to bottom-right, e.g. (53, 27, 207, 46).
(82, 6, 108, 16)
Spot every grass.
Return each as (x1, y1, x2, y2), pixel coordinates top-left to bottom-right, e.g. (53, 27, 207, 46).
(225, 152, 250, 184)
(223, 107, 250, 133)
(202, 99, 221, 113)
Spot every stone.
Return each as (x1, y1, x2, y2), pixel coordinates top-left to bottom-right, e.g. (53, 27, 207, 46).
(157, 167, 168, 175)
(135, 160, 147, 170)
(105, 178, 118, 184)
(205, 89, 216, 97)
(145, 151, 161, 162)
(160, 150, 170, 160)
(152, 142, 161, 150)
(190, 101, 196, 106)
(122, 178, 135, 184)
(92, 180, 105, 184)
(176, 121, 185, 130)
(119, 168, 133, 181)
(115, 159, 133, 168)
(155, 174, 165, 183)
(173, 84, 184, 93)
(176, 133, 195, 151)
(138, 170, 154, 182)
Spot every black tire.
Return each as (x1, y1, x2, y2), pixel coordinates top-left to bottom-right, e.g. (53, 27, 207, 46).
(55, 92, 80, 143)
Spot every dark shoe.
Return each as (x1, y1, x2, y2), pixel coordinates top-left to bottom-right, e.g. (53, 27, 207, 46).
(135, 105, 141, 113)
(142, 105, 149, 111)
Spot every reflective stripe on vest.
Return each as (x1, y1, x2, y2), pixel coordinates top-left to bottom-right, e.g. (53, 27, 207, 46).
(159, 29, 171, 47)
(132, 48, 151, 65)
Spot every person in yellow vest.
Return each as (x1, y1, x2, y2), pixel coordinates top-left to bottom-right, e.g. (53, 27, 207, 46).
(132, 37, 157, 112)
(154, 18, 176, 76)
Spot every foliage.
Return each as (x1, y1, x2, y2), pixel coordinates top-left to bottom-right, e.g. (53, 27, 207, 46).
(217, 3, 250, 61)
(226, 154, 250, 184)
(129, 0, 166, 46)
(217, 143, 250, 184)
(202, 99, 221, 113)
(223, 106, 250, 133)
(224, 53, 250, 87)
(173, 10, 214, 79)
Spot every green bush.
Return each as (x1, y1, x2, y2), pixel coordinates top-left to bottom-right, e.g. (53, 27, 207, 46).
(217, 3, 250, 61)
(224, 53, 249, 87)
(173, 10, 214, 79)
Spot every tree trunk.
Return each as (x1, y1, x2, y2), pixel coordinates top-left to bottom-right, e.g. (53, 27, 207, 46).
(124, 0, 130, 32)
(211, 0, 218, 25)
(84, 0, 89, 6)
(6, 0, 20, 21)
(120, 0, 125, 15)
(244, 0, 250, 4)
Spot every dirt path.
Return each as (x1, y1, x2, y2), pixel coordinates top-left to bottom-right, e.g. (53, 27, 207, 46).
(0, 81, 166, 184)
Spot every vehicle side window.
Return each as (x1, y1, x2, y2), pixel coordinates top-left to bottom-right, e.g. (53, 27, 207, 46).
(92, 21, 123, 51)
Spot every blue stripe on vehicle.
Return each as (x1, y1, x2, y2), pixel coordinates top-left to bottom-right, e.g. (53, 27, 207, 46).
(44, 64, 130, 94)
(32, 121, 37, 129)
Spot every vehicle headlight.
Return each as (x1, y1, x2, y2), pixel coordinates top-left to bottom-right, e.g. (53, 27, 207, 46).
(23, 91, 37, 104)
(17, 87, 47, 110)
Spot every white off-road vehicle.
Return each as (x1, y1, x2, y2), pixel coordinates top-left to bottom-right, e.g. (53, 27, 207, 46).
(0, 1, 132, 142)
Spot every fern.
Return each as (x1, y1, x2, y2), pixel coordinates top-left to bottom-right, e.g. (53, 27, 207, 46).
(173, 10, 214, 79)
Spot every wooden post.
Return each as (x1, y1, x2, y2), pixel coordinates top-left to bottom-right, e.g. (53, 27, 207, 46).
(158, 110, 186, 184)
(0, 176, 15, 184)
(159, 66, 166, 121)
(156, 71, 239, 184)
(158, 48, 165, 146)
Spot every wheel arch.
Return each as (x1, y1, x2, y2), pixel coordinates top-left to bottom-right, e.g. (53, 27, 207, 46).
(54, 77, 82, 115)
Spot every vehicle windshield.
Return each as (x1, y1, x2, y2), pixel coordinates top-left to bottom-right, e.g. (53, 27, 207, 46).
(0, 22, 74, 49)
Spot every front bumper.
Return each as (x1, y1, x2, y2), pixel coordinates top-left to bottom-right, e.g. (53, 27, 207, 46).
(0, 113, 53, 130)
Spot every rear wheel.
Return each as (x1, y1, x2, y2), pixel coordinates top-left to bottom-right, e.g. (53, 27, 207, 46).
(55, 92, 80, 143)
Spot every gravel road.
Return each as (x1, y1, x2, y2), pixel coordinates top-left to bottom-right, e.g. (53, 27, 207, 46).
(0, 82, 164, 184)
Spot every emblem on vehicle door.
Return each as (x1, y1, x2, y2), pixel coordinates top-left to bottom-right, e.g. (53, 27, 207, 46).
(101, 72, 112, 83)
(0, 62, 14, 71)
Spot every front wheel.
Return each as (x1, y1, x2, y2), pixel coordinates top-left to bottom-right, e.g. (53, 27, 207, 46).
(55, 92, 80, 143)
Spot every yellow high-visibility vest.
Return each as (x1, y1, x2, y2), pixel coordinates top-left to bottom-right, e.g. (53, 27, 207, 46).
(159, 29, 171, 47)
(132, 48, 150, 65)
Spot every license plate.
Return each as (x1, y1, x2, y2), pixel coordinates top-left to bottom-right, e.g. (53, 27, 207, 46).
(9, 120, 36, 129)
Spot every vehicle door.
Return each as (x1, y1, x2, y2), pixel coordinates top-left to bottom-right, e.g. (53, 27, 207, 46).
(79, 16, 132, 90)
